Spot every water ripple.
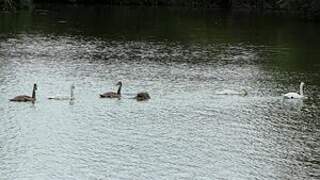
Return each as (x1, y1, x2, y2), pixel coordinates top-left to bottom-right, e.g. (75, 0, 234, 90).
(0, 34, 319, 180)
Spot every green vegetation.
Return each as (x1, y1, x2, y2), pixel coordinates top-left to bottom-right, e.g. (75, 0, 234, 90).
(1, 0, 320, 19)
(1, 0, 15, 10)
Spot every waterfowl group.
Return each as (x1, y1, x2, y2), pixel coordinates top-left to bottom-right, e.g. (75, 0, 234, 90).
(9, 81, 151, 103)
(9, 81, 307, 103)
(99, 81, 151, 101)
(214, 82, 306, 100)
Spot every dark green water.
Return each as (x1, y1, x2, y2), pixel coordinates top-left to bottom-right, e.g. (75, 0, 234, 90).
(0, 5, 319, 180)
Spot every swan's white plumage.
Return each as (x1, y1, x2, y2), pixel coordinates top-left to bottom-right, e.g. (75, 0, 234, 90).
(283, 92, 304, 99)
(48, 96, 74, 100)
(283, 82, 305, 99)
(48, 84, 75, 100)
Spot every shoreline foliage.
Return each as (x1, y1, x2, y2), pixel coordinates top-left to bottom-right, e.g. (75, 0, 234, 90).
(1, 0, 319, 19)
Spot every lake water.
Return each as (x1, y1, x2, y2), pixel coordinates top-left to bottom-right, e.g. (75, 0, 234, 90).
(0, 5, 320, 180)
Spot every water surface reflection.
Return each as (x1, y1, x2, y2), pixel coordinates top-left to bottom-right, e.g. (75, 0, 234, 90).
(0, 6, 320, 180)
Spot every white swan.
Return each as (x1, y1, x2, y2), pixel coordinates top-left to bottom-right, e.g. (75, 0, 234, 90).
(215, 89, 248, 96)
(283, 82, 305, 99)
(48, 84, 75, 100)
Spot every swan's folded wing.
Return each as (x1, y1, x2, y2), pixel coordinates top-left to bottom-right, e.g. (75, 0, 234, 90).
(10, 95, 33, 101)
(100, 92, 120, 98)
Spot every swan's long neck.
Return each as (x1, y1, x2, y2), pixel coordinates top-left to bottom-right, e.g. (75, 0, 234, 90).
(117, 84, 122, 95)
(70, 88, 74, 98)
(300, 83, 304, 96)
(32, 86, 36, 99)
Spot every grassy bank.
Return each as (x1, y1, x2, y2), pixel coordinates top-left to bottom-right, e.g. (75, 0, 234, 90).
(1, 0, 320, 19)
